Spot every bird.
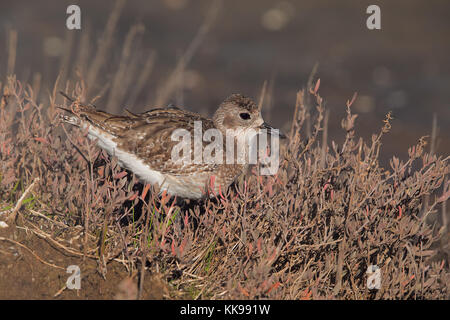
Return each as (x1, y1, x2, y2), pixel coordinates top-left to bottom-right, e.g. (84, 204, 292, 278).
(59, 93, 285, 199)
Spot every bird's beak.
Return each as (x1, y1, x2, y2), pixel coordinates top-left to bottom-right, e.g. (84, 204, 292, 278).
(260, 122, 287, 139)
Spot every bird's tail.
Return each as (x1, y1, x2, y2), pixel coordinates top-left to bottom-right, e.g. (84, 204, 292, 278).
(58, 91, 98, 127)
(58, 92, 132, 134)
(58, 92, 80, 126)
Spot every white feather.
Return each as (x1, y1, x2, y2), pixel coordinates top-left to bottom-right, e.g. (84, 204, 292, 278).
(85, 123, 207, 199)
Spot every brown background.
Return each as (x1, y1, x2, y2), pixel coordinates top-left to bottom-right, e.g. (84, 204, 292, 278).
(1, 0, 449, 164)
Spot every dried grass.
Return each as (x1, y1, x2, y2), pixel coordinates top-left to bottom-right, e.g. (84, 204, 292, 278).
(0, 74, 448, 299)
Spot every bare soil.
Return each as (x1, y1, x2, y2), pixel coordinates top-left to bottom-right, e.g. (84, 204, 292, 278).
(0, 220, 170, 299)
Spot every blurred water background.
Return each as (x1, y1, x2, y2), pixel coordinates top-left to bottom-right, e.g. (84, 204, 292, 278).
(1, 0, 449, 165)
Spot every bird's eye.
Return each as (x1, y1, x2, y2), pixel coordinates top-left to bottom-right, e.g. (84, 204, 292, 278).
(239, 113, 251, 120)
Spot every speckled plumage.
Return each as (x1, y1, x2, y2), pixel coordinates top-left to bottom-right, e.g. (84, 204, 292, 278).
(60, 94, 283, 199)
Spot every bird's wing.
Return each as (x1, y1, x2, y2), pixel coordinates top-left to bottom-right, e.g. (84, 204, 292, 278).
(59, 99, 222, 175)
(114, 109, 220, 175)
